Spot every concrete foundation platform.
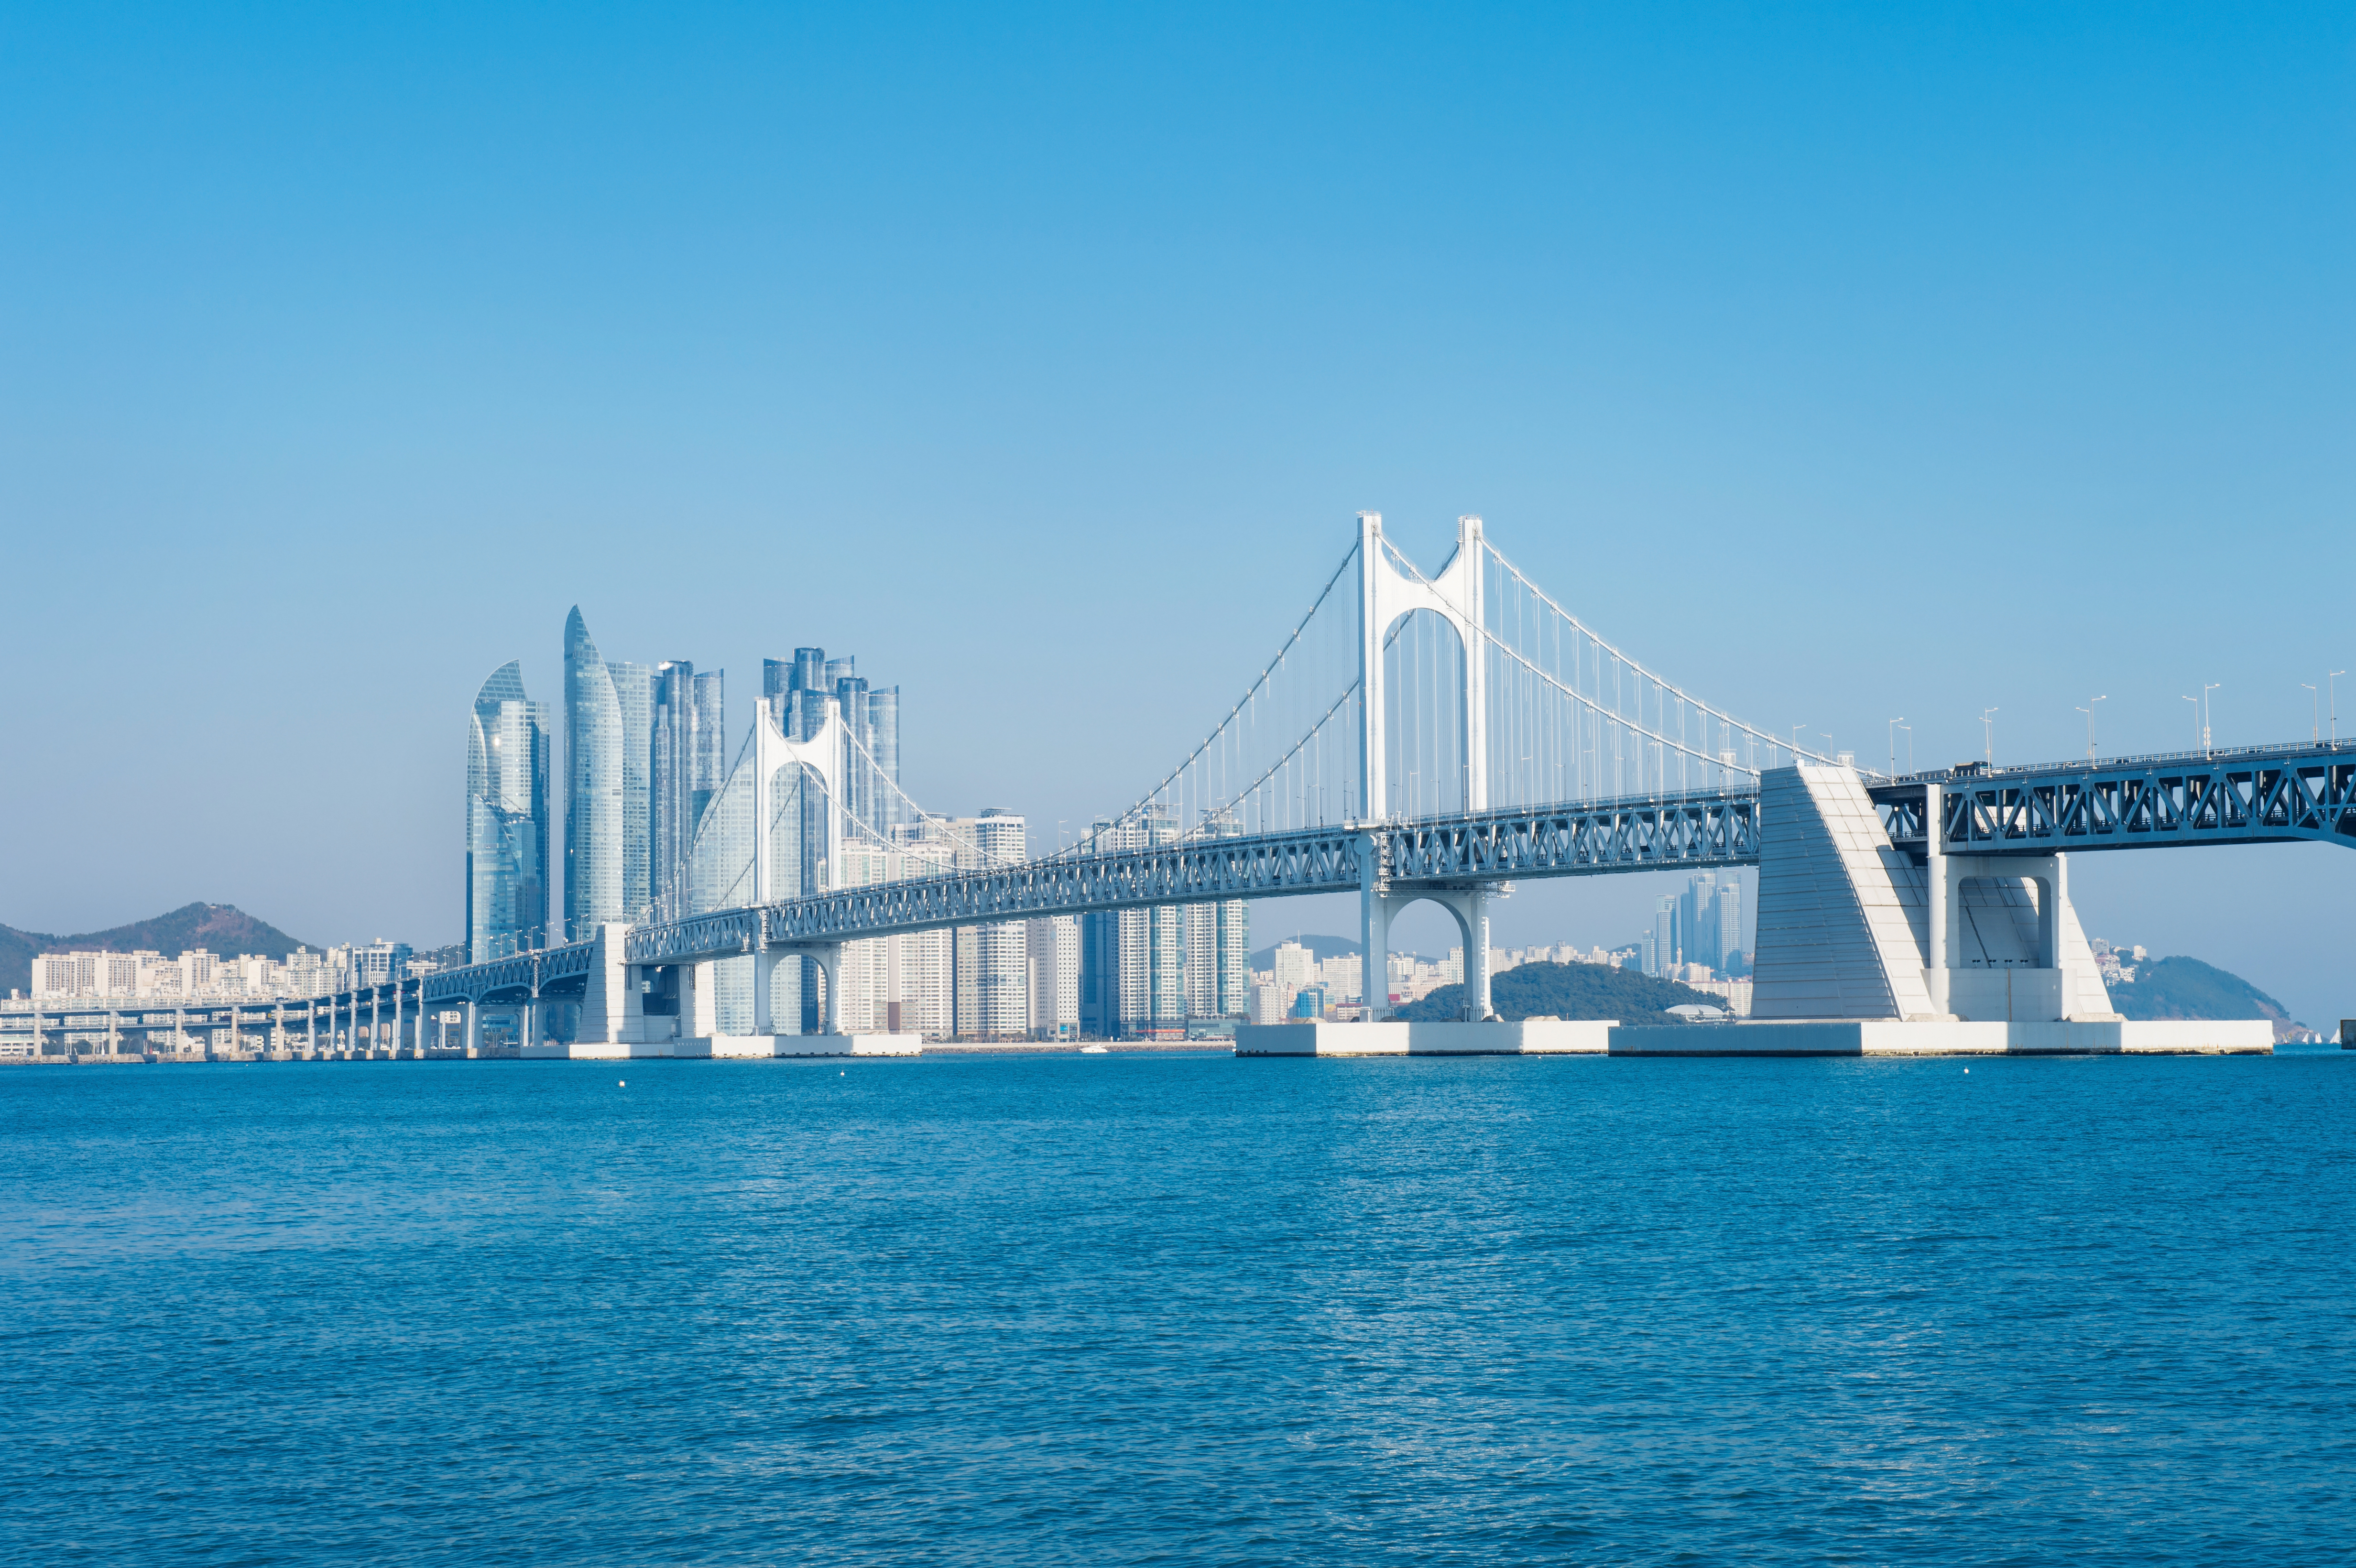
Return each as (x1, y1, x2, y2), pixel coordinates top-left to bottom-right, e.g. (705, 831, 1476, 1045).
(1235, 1022, 1409, 1056)
(702, 1033, 923, 1058)
(539, 1033, 922, 1059)
(1234, 1020, 1616, 1056)
(1606, 1018, 2275, 1056)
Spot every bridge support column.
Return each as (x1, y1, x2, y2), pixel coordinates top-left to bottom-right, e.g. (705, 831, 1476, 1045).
(814, 944, 845, 1035)
(675, 960, 717, 1040)
(1364, 882, 1500, 1022)
(1360, 831, 1390, 1021)
(753, 945, 780, 1035)
(1461, 887, 1493, 1021)
(464, 999, 480, 1056)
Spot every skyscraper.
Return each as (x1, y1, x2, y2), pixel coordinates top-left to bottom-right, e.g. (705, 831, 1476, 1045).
(564, 608, 624, 935)
(1713, 877, 1745, 974)
(1678, 871, 1719, 973)
(651, 662, 726, 919)
(764, 644, 903, 836)
(1647, 895, 1677, 977)
(466, 661, 550, 963)
(609, 658, 654, 919)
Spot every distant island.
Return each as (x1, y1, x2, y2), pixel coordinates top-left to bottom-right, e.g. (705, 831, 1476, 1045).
(2111, 956, 2313, 1042)
(1264, 932, 2317, 1037)
(1392, 961, 1724, 1026)
(0, 904, 316, 996)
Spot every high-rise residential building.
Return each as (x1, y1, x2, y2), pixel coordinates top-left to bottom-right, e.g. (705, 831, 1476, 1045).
(947, 809, 1029, 1038)
(1645, 895, 1677, 977)
(651, 662, 726, 919)
(1713, 878, 1745, 974)
(609, 659, 654, 919)
(1677, 871, 1719, 973)
(1181, 808, 1250, 1020)
(1027, 916, 1080, 1038)
(351, 941, 414, 986)
(867, 686, 902, 828)
(564, 608, 625, 935)
(467, 660, 551, 962)
(1078, 806, 1188, 1038)
(833, 840, 956, 1036)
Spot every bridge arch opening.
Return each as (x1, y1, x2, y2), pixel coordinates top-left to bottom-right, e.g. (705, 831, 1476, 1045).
(1952, 875, 2048, 968)
(1383, 608, 1467, 820)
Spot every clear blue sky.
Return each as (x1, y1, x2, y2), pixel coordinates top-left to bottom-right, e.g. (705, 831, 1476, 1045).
(3, 5, 2349, 1023)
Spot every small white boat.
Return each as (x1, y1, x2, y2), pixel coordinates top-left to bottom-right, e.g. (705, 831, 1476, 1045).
(1080, 1044, 1109, 1054)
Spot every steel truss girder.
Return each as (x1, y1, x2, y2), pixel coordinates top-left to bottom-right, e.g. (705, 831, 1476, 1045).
(1897, 745, 2356, 855)
(614, 790, 1763, 967)
(420, 941, 594, 1006)
(1378, 792, 1759, 886)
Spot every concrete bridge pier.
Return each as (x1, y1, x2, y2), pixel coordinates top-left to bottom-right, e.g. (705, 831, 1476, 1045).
(1360, 864, 1500, 1023)
(1919, 782, 2109, 1024)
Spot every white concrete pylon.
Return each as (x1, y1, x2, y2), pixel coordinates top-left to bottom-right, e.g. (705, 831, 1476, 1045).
(1354, 511, 1492, 824)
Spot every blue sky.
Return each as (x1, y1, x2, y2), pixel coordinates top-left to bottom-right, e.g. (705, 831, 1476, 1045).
(3, 5, 2350, 1023)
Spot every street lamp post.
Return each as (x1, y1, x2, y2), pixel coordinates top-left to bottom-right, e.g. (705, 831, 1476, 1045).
(1888, 716, 1905, 779)
(1980, 708, 1997, 766)
(2304, 683, 2319, 744)
(2332, 672, 2346, 745)
(2076, 695, 2106, 762)
(2202, 683, 2221, 755)
(2181, 695, 2199, 751)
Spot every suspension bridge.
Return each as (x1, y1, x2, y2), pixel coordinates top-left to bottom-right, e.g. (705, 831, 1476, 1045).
(378, 512, 2350, 1057)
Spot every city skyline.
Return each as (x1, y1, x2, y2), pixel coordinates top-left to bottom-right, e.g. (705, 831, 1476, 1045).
(4, 7, 2347, 1032)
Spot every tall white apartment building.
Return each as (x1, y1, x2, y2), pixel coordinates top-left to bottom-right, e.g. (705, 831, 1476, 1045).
(1316, 952, 1363, 1004)
(1027, 915, 1080, 1038)
(838, 839, 957, 1036)
(927, 809, 1029, 1039)
(1079, 807, 1183, 1039)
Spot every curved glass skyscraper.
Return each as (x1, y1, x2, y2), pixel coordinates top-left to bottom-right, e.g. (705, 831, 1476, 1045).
(467, 661, 550, 963)
(565, 606, 658, 934)
(565, 607, 626, 934)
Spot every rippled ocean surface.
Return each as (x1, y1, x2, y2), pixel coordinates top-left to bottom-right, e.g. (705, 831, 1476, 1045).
(4, 1051, 2352, 1565)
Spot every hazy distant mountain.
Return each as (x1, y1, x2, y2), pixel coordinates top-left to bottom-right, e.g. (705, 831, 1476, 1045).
(0, 903, 316, 995)
(1249, 934, 1365, 969)
(2113, 956, 2313, 1042)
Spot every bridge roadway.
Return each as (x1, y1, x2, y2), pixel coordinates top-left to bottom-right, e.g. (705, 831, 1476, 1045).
(420, 786, 1763, 1002)
(416, 739, 2355, 1006)
(1, 974, 450, 1058)
(1875, 739, 2355, 857)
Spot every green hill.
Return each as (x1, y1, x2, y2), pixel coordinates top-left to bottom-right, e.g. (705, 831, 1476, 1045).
(1394, 960, 1724, 1025)
(2112, 956, 2297, 1027)
(0, 903, 316, 995)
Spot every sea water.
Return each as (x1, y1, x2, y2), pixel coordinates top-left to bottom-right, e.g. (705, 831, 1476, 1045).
(3, 1051, 2350, 1565)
